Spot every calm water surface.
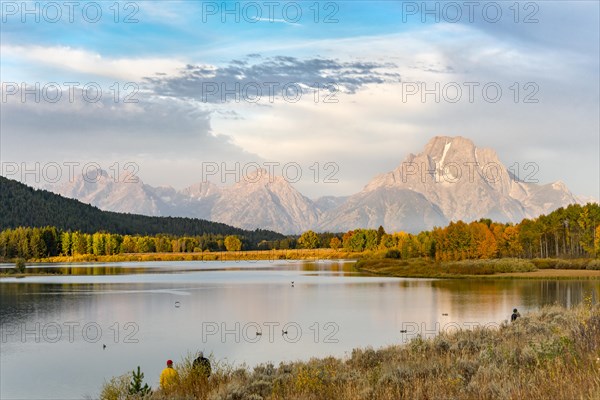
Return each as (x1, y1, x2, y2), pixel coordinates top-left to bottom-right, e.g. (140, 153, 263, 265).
(1, 260, 598, 399)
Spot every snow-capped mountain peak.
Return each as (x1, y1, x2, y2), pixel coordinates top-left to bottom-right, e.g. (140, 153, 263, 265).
(46, 137, 589, 234)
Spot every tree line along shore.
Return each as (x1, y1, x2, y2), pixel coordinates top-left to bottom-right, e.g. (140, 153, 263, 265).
(1, 203, 598, 279)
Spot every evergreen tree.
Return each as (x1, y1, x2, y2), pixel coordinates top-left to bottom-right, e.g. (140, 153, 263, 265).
(128, 366, 151, 397)
(376, 225, 386, 245)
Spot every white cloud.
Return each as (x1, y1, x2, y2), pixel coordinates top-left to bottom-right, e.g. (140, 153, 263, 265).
(1, 19, 597, 199)
(204, 25, 598, 198)
(1, 44, 187, 81)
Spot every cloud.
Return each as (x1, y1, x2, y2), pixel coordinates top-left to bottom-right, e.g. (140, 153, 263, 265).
(463, 1, 599, 55)
(0, 88, 260, 188)
(1, 44, 187, 81)
(197, 25, 598, 198)
(146, 55, 401, 103)
(1, 7, 597, 199)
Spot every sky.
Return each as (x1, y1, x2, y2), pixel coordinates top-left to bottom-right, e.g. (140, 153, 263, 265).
(1, 0, 598, 200)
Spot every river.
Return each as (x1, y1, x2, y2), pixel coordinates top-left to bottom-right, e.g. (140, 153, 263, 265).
(1, 260, 598, 399)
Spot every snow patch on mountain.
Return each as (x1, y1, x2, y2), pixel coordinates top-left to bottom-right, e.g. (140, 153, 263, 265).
(47, 137, 590, 234)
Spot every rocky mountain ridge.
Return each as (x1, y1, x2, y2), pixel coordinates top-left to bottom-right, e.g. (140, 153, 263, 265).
(48, 137, 588, 234)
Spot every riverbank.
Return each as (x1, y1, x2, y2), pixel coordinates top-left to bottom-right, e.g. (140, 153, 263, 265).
(2, 253, 599, 279)
(355, 258, 600, 280)
(0, 248, 361, 278)
(9, 248, 359, 264)
(102, 302, 600, 400)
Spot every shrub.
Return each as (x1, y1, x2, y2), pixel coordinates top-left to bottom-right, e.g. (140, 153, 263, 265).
(100, 373, 131, 400)
(384, 249, 401, 259)
(586, 260, 600, 270)
(531, 258, 559, 269)
(532, 258, 591, 270)
(14, 258, 26, 273)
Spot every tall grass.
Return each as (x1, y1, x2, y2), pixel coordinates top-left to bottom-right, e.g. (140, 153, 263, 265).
(356, 258, 537, 278)
(101, 302, 600, 400)
(532, 258, 600, 271)
(34, 248, 361, 264)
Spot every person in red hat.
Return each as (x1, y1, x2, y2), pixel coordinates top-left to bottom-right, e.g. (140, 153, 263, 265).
(160, 359, 179, 390)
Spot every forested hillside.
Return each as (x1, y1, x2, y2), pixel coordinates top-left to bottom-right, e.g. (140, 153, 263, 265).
(1, 176, 598, 261)
(0, 176, 284, 241)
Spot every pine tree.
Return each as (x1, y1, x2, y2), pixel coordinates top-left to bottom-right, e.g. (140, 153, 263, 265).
(128, 366, 151, 397)
(376, 225, 386, 245)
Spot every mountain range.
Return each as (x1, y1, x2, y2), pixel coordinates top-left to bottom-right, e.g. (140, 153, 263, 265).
(0, 175, 284, 242)
(47, 136, 591, 234)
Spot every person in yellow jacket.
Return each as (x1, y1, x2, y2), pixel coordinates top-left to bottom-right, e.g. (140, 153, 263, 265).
(160, 359, 179, 390)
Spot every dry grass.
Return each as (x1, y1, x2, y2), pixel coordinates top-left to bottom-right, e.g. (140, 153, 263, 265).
(532, 258, 600, 270)
(357, 258, 600, 280)
(495, 269, 600, 278)
(33, 248, 361, 264)
(101, 302, 600, 400)
(357, 258, 536, 278)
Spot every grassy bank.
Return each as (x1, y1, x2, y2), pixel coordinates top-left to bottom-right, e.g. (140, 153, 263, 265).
(20, 248, 361, 264)
(356, 258, 600, 279)
(102, 302, 600, 400)
(0, 249, 361, 277)
(3, 252, 599, 280)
